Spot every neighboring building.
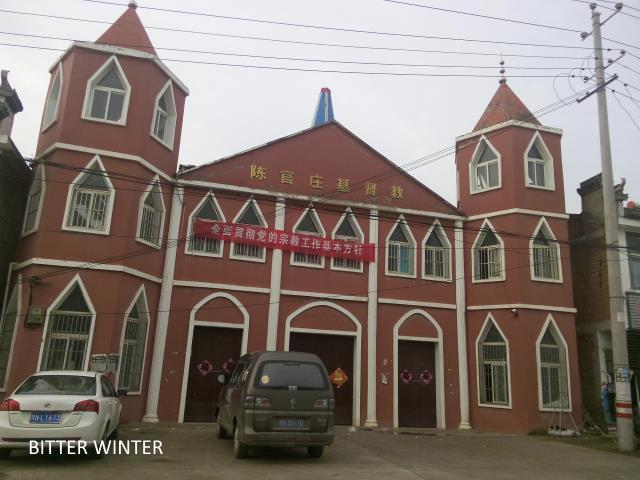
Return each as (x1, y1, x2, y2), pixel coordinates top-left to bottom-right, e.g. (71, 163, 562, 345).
(569, 174, 640, 428)
(0, 4, 582, 433)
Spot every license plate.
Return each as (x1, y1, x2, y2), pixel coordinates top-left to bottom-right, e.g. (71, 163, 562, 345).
(30, 412, 62, 424)
(277, 418, 304, 429)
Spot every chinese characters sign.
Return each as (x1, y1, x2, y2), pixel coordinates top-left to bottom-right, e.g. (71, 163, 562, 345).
(194, 219, 376, 262)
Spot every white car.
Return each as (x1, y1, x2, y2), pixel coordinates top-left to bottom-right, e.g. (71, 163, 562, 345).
(0, 371, 122, 459)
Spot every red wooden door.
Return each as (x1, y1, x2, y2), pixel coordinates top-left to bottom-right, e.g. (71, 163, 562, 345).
(398, 340, 437, 428)
(289, 332, 354, 425)
(183, 326, 243, 422)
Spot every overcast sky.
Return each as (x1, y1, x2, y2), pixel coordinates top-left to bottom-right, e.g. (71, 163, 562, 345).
(2, 0, 639, 212)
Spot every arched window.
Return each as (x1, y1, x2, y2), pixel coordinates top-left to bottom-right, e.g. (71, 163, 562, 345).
(64, 156, 114, 234)
(151, 80, 177, 149)
(422, 220, 451, 280)
(537, 319, 570, 410)
(137, 177, 165, 247)
(332, 209, 364, 272)
(83, 56, 130, 125)
(231, 198, 267, 261)
(42, 64, 62, 130)
(0, 281, 19, 389)
(386, 216, 416, 276)
(187, 193, 225, 256)
(525, 132, 554, 189)
(118, 287, 149, 394)
(471, 137, 500, 193)
(23, 165, 45, 235)
(292, 207, 325, 267)
(531, 218, 561, 281)
(41, 278, 94, 371)
(477, 317, 510, 406)
(472, 221, 504, 281)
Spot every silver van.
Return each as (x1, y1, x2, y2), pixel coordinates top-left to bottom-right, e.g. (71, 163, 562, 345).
(216, 351, 335, 458)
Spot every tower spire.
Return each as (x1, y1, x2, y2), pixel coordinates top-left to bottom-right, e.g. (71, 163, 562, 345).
(499, 56, 506, 85)
(312, 87, 335, 127)
(95, 2, 157, 56)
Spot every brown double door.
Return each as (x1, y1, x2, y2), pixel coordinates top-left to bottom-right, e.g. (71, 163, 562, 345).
(183, 326, 243, 422)
(398, 340, 437, 428)
(289, 332, 354, 425)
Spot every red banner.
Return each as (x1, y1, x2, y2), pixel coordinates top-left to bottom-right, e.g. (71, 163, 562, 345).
(194, 220, 375, 262)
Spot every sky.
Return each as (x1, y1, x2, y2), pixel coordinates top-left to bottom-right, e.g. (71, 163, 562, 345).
(2, 0, 639, 213)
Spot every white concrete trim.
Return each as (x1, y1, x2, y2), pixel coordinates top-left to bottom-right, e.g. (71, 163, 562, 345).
(421, 219, 452, 282)
(392, 309, 445, 430)
(471, 218, 506, 283)
(474, 314, 513, 409)
(135, 175, 166, 249)
(378, 298, 456, 310)
(41, 63, 63, 132)
(284, 301, 362, 427)
(184, 191, 226, 258)
(535, 314, 573, 412)
(365, 208, 378, 428)
(466, 208, 570, 221)
(21, 164, 46, 237)
(467, 304, 577, 313)
(266, 197, 285, 350)
(456, 120, 563, 142)
(469, 135, 502, 195)
(178, 291, 250, 422)
(0, 269, 20, 392)
(454, 219, 470, 429)
(150, 79, 177, 151)
(12, 258, 162, 284)
(530, 217, 564, 283)
(290, 206, 326, 269)
(330, 207, 365, 273)
(81, 55, 131, 126)
(230, 198, 268, 263)
(385, 214, 417, 278)
(173, 279, 269, 294)
(280, 290, 367, 302)
(289, 327, 357, 337)
(523, 131, 555, 191)
(37, 274, 96, 373)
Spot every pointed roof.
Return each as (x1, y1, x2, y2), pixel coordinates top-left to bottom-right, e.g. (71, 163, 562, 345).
(96, 2, 157, 56)
(473, 81, 540, 132)
(312, 87, 335, 127)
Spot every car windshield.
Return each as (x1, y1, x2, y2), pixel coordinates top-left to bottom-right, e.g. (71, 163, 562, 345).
(255, 361, 328, 390)
(16, 375, 97, 395)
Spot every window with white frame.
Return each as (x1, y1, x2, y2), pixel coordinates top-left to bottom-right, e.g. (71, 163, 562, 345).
(0, 284, 19, 389)
(42, 65, 62, 129)
(188, 194, 224, 255)
(66, 159, 113, 232)
(532, 221, 560, 281)
(23, 166, 44, 234)
(41, 283, 93, 371)
(118, 290, 149, 393)
(387, 220, 414, 275)
(292, 208, 324, 266)
(151, 82, 177, 148)
(473, 224, 503, 281)
(138, 180, 164, 246)
(627, 233, 640, 290)
(472, 139, 500, 192)
(526, 134, 553, 189)
(538, 324, 569, 410)
(423, 223, 450, 280)
(84, 58, 129, 123)
(478, 320, 509, 406)
(232, 199, 266, 260)
(332, 211, 363, 271)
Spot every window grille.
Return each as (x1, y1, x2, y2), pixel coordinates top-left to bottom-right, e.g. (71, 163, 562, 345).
(478, 323, 509, 405)
(233, 200, 265, 259)
(118, 299, 148, 392)
(0, 286, 18, 388)
(139, 182, 164, 245)
(332, 213, 362, 270)
(24, 167, 43, 233)
(67, 167, 111, 232)
(293, 210, 323, 266)
(388, 223, 413, 274)
(539, 327, 569, 409)
(474, 228, 502, 280)
(189, 196, 222, 255)
(424, 227, 450, 279)
(533, 230, 560, 280)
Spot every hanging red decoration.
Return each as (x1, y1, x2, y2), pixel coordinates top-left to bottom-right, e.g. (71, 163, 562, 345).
(329, 367, 349, 389)
(420, 369, 433, 384)
(400, 369, 413, 384)
(222, 358, 236, 374)
(197, 360, 213, 376)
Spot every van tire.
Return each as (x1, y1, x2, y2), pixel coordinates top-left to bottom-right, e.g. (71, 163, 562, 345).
(308, 446, 324, 458)
(233, 426, 248, 459)
(217, 421, 228, 439)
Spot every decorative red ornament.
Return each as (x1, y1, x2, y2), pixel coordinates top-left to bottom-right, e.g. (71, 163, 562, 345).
(400, 369, 413, 384)
(627, 200, 636, 209)
(329, 367, 349, 389)
(420, 369, 433, 385)
(222, 358, 236, 374)
(197, 360, 213, 376)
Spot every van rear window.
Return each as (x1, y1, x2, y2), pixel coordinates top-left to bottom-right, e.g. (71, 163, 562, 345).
(255, 361, 328, 390)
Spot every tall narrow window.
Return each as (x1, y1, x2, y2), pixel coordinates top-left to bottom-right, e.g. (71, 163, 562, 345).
(65, 157, 114, 233)
(538, 322, 570, 410)
(118, 289, 149, 393)
(423, 222, 451, 280)
(387, 219, 415, 276)
(23, 166, 44, 234)
(478, 319, 510, 406)
(41, 280, 93, 371)
(232, 199, 267, 261)
(627, 233, 640, 290)
(525, 133, 554, 189)
(332, 210, 363, 272)
(292, 208, 324, 267)
(42, 64, 62, 130)
(151, 81, 177, 148)
(473, 223, 504, 281)
(138, 179, 165, 247)
(531, 220, 561, 281)
(0, 283, 19, 389)
(188, 194, 224, 256)
(83, 57, 130, 124)
(471, 139, 500, 192)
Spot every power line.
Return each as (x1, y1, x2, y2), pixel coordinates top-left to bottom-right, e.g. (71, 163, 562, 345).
(610, 88, 640, 131)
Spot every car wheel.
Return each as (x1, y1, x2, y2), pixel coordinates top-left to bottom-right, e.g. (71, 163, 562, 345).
(217, 421, 228, 439)
(108, 427, 119, 440)
(0, 449, 11, 459)
(90, 424, 109, 459)
(307, 446, 324, 458)
(233, 425, 248, 459)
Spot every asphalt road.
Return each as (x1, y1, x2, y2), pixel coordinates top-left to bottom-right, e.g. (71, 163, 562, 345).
(1, 424, 638, 479)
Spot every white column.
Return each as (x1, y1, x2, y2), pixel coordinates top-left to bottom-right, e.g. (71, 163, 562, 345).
(364, 208, 378, 428)
(455, 219, 471, 429)
(143, 186, 183, 423)
(266, 197, 285, 351)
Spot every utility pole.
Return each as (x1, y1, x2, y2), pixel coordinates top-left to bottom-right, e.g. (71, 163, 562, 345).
(582, 3, 636, 452)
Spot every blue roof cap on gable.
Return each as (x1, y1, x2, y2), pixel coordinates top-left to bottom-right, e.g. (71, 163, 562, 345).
(312, 87, 335, 127)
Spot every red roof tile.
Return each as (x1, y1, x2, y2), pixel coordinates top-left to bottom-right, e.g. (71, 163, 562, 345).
(473, 81, 540, 131)
(96, 4, 157, 56)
